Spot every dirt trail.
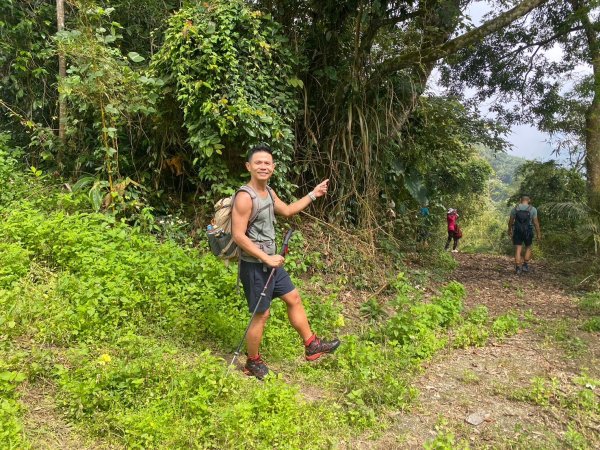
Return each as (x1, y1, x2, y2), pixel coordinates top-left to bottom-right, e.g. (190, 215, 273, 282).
(368, 253, 600, 449)
(452, 253, 579, 319)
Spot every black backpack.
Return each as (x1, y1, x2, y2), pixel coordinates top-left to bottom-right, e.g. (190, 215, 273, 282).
(514, 205, 532, 237)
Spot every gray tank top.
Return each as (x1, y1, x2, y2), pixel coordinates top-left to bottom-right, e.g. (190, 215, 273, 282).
(241, 191, 276, 263)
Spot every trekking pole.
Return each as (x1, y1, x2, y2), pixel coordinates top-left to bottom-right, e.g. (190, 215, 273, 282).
(224, 228, 294, 377)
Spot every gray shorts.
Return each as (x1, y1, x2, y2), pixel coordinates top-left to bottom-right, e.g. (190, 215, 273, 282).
(239, 261, 295, 313)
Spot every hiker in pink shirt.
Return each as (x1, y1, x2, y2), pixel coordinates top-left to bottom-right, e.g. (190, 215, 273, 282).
(445, 208, 462, 252)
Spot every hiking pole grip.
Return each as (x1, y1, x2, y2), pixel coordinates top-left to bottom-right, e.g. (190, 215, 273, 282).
(281, 229, 294, 256)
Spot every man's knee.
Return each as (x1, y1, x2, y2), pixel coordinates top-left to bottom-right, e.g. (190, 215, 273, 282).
(253, 309, 270, 323)
(283, 290, 302, 307)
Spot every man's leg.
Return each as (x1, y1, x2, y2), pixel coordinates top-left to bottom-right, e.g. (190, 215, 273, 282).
(514, 244, 522, 265)
(246, 309, 270, 358)
(280, 289, 312, 342)
(524, 245, 532, 262)
(522, 245, 533, 272)
(280, 288, 340, 360)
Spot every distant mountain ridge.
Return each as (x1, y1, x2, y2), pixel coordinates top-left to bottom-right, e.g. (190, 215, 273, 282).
(479, 147, 526, 186)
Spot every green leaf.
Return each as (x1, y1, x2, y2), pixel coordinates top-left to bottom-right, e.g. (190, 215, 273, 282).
(128, 52, 145, 63)
(287, 77, 304, 88)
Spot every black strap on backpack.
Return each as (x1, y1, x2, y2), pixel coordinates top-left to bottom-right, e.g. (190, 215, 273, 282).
(514, 205, 532, 237)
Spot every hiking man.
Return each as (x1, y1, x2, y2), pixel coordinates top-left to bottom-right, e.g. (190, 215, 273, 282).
(508, 194, 542, 274)
(445, 208, 461, 252)
(231, 144, 340, 379)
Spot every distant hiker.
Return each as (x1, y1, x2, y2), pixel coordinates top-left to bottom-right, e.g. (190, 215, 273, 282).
(508, 194, 542, 274)
(416, 204, 431, 248)
(445, 208, 462, 252)
(231, 144, 340, 379)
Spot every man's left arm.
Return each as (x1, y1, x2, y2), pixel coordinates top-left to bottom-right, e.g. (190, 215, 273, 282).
(533, 215, 542, 240)
(273, 179, 329, 218)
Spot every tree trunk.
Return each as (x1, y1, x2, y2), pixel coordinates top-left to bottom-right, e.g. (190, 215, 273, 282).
(56, 0, 67, 152)
(573, 0, 600, 211)
(585, 68, 600, 212)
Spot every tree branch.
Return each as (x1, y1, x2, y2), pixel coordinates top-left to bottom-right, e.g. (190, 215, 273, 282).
(505, 26, 584, 58)
(374, 0, 549, 79)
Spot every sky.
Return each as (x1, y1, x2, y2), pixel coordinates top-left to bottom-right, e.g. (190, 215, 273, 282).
(426, 1, 592, 163)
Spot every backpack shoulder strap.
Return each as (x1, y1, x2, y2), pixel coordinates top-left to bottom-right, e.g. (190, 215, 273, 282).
(266, 185, 276, 211)
(266, 185, 275, 202)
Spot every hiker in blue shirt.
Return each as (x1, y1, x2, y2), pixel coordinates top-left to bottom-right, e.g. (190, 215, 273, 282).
(416, 204, 431, 248)
(508, 194, 542, 275)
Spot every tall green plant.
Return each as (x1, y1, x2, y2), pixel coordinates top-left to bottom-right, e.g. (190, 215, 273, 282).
(151, 0, 300, 199)
(56, 2, 162, 210)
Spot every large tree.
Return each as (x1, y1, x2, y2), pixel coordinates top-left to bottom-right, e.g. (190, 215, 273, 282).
(440, 0, 600, 211)
(250, 0, 547, 225)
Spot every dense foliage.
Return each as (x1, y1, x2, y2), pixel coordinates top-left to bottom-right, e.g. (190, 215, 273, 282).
(151, 0, 300, 199)
(1, 0, 544, 235)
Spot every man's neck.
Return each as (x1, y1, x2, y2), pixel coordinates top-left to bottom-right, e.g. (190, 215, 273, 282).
(248, 178, 268, 193)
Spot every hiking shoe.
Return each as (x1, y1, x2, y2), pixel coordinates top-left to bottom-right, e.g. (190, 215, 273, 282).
(243, 354, 269, 380)
(522, 262, 529, 273)
(305, 335, 341, 361)
(515, 265, 522, 275)
(451, 249, 459, 253)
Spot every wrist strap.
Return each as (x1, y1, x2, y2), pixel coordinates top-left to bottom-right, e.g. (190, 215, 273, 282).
(308, 191, 317, 201)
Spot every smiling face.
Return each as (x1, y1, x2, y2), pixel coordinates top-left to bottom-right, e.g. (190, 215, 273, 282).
(246, 150, 275, 182)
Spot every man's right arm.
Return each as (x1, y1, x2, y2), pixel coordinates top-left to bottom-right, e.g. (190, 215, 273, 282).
(231, 192, 284, 268)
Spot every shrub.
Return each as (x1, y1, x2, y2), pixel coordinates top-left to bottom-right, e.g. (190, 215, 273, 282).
(385, 282, 464, 345)
(512, 376, 559, 406)
(492, 312, 521, 339)
(453, 323, 489, 348)
(581, 317, 600, 332)
(0, 362, 27, 448)
(0, 136, 27, 208)
(466, 305, 489, 325)
(55, 337, 340, 449)
(579, 292, 600, 315)
(0, 243, 30, 289)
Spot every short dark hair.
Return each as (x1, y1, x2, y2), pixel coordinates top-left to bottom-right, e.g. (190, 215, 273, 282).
(520, 194, 531, 201)
(246, 143, 273, 162)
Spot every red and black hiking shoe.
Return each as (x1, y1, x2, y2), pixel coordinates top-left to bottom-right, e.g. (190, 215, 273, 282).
(305, 334, 341, 361)
(243, 354, 269, 380)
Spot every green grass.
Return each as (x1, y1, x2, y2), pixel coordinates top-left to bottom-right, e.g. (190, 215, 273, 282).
(0, 147, 482, 448)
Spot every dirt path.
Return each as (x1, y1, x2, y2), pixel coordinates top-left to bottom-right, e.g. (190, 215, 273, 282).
(368, 253, 600, 449)
(452, 253, 580, 319)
